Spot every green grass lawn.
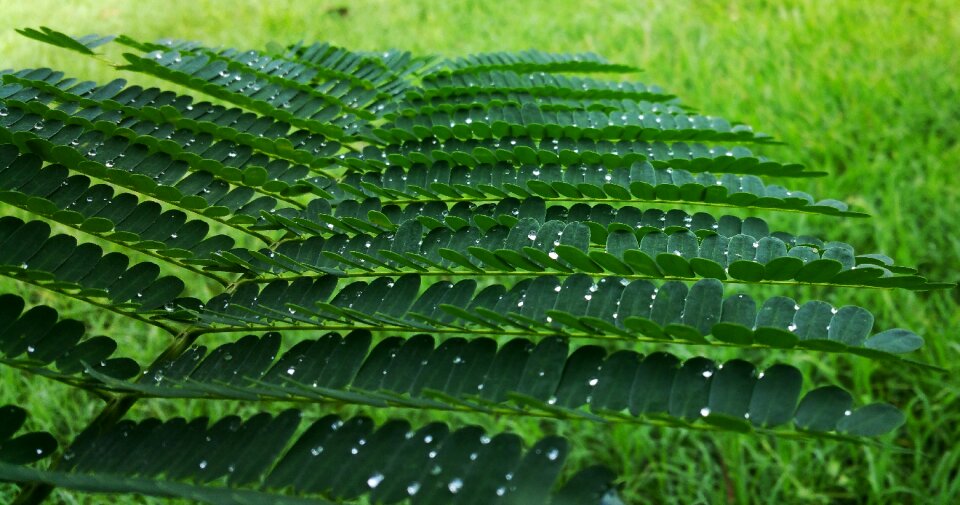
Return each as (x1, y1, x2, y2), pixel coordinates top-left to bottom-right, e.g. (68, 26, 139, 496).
(1, 0, 958, 503)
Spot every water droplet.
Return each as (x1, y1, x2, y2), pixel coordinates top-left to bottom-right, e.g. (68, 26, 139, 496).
(310, 446, 323, 456)
(170, 233, 178, 239)
(287, 367, 296, 375)
(223, 353, 233, 361)
(0, 108, 7, 117)
(547, 448, 560, 461)
(527, 231, 537, 241)
(700, 407, 711, 417)
(701, 370, 713, 378)
(367, 473, 385, 489)
(227, 151, 237, 158)
(448, 478, 464, 493)
(407, 482, 421, 495)
(787, 323, 797, 332)
(549, 251, 559, 260)
(198, 460, 207, 469)
(588, 378, 599, 386)
(844, 409, 852, 416)
(496, 486, 507, 496)
(26, 346, 35, 354)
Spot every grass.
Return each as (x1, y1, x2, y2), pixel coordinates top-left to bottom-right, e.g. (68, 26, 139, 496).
(1, 0, 958, 503)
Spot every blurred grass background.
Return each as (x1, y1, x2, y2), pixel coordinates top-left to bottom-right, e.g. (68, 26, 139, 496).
(0, 0, 958, 503)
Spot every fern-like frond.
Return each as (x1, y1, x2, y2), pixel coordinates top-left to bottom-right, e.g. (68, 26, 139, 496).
(0, 217, 185, 328)
(220, 215, 934, 289)
(0, 91, 312, 209)
(0, 294, 138, 380)
(0, 409, 617, 505)
(2, 69, 343, 167)
(416, 70, 673, 102)
(1, 292, 905, 446)
(162, 275, 928, 365)
(0, 145, 234, 283)
(0, 27, 951, 505)
(326, 162, 863, 217)
(334, 138, 819, 177)
(424, 50, 641, 76)
(100, 331, 903, 439)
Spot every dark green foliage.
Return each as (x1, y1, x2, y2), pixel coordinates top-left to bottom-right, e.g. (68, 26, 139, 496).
(0, 27, 949, 504)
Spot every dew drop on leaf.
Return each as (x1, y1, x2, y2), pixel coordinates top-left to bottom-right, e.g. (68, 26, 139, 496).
(448, 478, 463, 493)
(366, 472, 385, 489)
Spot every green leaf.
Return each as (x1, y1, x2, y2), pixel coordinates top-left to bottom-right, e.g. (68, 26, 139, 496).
(837, 403, 906, 437)
(864, 329, 924, 354)
(794, 386, 853, 432)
